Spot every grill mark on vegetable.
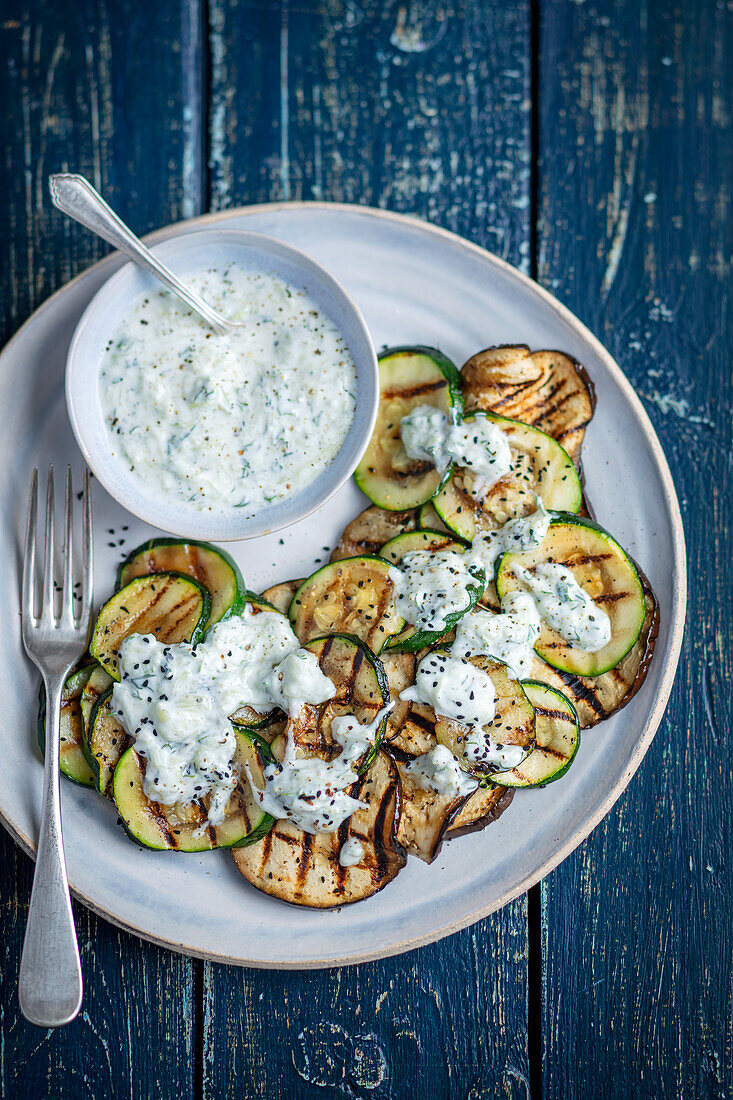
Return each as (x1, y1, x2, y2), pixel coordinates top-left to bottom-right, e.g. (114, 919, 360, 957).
(260, 829, 274, 869)
(534, 705, 575, 725)
(408, 710, 437, 736)
(391, 461, 434, 481)
(383, 379, 446, 399)
(552, 670, 607, 718)
(295, 832, 314, 891)
(371, 785, 393, 882)
(558, 552, 613, 567)
(158, 595, 200, 641)
(595, 591, 632, 604)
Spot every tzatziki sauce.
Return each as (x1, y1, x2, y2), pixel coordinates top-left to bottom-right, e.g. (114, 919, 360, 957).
(399, 406, 512, 498)
(401, 651, 526, 772)
(247, 705, 393, 834)
(111, 606, 335, 826)
(99, 265, 358, 515)
(403, 745, 478, 797)
(389, 550, 483, 634)
(452, 596, 542, 680)
(338, 837, 365, 867)
(515, 562, 612, 651)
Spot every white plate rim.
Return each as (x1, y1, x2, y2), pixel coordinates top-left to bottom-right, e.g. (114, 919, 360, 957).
(0, 201, 687, 968)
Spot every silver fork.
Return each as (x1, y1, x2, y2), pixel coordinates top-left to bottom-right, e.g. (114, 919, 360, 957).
(19, 466, 93, 1027)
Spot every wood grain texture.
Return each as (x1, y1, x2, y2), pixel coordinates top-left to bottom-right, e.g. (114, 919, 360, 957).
(0, 3, 200, 1095)
(538, 1, 732, 1096)
(203, 3, 533, 1098)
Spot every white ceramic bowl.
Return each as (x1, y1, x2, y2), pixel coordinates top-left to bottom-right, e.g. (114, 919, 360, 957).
(65, 229, 378, 540)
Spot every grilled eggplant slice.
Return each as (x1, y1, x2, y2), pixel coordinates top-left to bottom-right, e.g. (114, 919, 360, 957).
(261, 580, 303, 615)
(387, 702, 438, 758)
(118, 538, 244, 626)
(432, 411, 582, 541)
(289, 557, 404, 651)
(380, 530, 483, 652)
(460, 346, 596, 465)
(90, 573, 211, 679)
(284, 634, 390, 765)
(331, 505, 416, 562)
(37, 665, 96, 787)
(354, 346, 463, 509)
(380, 650, 416, 735)
(113, 735, 273, 852)
(434, 656, 535, 777)
(446, 785, 514, 838)
(86, 690, 131, 798)
(496, 515, 646, 677)
(394, 758, 468, 862)
(232, 749, 406, 907)
(492, 682, 579, 787)
(527, 574, 658, 727)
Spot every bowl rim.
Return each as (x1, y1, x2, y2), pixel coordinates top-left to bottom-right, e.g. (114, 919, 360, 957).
(64, 226, 379, 541)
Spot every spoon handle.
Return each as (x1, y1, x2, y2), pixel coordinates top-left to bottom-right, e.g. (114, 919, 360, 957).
(48, 174, 230, 335)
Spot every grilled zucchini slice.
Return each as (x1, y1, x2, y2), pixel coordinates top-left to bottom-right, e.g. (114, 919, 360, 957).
(380, 530, 482, 652)
(288, 556, 404, 651)
(331, 505, 416, 562)
(118, 538, 245, 627)
(354, 346, 463, 509)
(417, 500, 452, 534)
(460, 345, 595, 465)
(90, 573, 211, 680)
(495, 516, 646, 676)
(86, 690, 131, 798)
(80, 665, 114, 732)
(231, 749, 406, 907)
(434, 656, 535, 777)
(492, 682, 579, 787)
(113, 734, 273, 852)
(261, 580, 302, 615)
(37, 665, 96, 787)
(432, 411, 582, 541)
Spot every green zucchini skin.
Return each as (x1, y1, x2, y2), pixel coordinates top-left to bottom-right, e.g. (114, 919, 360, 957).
(495, 515, 646, 677)
(354, 346, 464, 510)
(379, 530, 485, 653)
(491, 681, 580, 787)
(117, 538, 245, 627)
(432, 410, 583, 542)
(112, 734, 273, 853)
(37, 665, 97, 788)
(90, 572, 212, 680)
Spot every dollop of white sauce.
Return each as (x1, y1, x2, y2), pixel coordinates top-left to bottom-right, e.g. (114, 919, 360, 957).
(389, 549, 482, 634)
(515, 563, 612, 651)
(403, 745, 479, 797)
(399, 406, 512, 496)
(111, 606, 335, 825)
(401, 651, 525, 771)
(99, 266, 358, 516)
(452, 595, 542, 680)
(338, 837, 365, 867)
(247, 705, 393, 835)
(468, 498, 551, 578)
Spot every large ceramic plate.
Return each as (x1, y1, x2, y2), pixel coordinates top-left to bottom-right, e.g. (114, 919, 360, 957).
(0, 204, 686, 968)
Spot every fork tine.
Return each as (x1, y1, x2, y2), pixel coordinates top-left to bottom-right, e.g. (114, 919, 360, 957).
(61, 466, 74, 621)
(41, 466, 56, 622)
(80, 468, 93, 626)
(22, 468, 39, 625)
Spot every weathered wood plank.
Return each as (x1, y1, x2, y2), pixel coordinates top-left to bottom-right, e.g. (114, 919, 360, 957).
(0, 2, 202, 1095)
(538, 1, 732, 1096)
(204, 2, 532, 1098)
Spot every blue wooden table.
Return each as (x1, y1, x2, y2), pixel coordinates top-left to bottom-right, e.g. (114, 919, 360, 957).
(0, 2, 729, 1096)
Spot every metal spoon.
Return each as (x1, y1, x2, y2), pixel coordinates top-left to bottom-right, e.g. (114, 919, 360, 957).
(48, 174, 240, 336)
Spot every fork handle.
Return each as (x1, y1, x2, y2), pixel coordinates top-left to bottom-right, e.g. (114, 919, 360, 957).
(48, 173, 230, 335)
(19, 672, 83, 1027)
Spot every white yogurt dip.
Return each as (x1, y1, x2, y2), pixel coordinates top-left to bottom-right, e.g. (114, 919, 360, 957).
(403, 745, 478, 797)
(399, 406, 512, 498)
(99, 265, 358, 515)
(111, 606, 336, 825)
(515, 563, 612, 651)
